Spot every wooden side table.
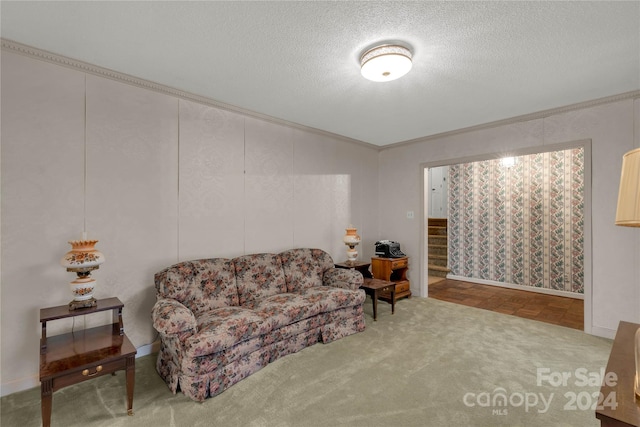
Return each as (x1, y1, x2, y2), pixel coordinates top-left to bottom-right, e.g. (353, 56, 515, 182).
(39, 297, 136, 427)
(334, 261, 372, 278)
(596, 321, 640, 426)
(361, 278, 396, 321)
(371, 256, 411, 303)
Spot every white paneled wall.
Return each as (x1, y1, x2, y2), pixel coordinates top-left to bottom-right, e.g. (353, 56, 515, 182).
(0, 51, 379, 395)
(178, 100, 245, 260)
(292, 130, 351, 255)
(244, 118, 296, 254)
(1, 53, 87, 393)
(85, 75, 180, 346)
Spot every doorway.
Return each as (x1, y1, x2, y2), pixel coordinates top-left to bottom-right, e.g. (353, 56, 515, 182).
(422, 141, 592, 332)
(426, 166, 450, 286)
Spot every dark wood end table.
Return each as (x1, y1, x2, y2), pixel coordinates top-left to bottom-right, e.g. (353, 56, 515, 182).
(361, 278, 396, 321)
(596, 321, 640, 426)
(39, 297, 136, 427)
(335, 261, 372, 278)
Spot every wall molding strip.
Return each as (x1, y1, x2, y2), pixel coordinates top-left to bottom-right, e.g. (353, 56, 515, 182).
(2, 38, 638, 151)
(384, 90, 640, 151)
(0, 38, 376, 150)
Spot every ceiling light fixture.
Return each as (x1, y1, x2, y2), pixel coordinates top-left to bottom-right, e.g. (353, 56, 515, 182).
(360, 44, 412, 82)
(501, 157, 516, 168)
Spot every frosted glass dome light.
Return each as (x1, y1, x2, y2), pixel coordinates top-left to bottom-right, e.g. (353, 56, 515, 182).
(360, 44, 413, 82)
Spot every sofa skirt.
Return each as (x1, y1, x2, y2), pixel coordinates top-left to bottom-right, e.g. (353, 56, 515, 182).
(157, 305, 365, 402)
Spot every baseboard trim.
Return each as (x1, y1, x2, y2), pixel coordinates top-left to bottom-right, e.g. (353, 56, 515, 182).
(136, 340, 161, 358)
(0, 340, 161, 397)
(445, 275, 584, 300)
(0, 376, 39, 398)
(589, 325, 616, 340)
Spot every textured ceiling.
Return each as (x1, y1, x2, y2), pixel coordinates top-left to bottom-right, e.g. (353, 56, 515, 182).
(1, 1, 639, 146)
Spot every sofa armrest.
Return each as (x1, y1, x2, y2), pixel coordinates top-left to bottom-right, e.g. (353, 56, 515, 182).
(152, 297, 197, 337)
(322, 268, 363, 291)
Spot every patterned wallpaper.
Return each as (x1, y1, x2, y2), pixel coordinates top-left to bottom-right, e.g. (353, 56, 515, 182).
(448, 148, 584, 294)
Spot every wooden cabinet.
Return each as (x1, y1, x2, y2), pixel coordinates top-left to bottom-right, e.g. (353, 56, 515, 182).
(39, 297, 136, 427)
(371, 256, 411, 303)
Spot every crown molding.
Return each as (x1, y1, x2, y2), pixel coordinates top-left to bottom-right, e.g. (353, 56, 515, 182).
(3, 38, 637, 152)
(382, 90, 640, 151)
(1, 38, 377, 150)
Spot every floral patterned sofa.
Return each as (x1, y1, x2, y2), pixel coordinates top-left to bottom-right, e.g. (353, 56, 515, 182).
(151, 248, 366, 402)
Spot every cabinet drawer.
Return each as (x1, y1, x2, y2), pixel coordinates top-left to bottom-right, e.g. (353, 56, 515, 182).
(391, 259, 408, 269)
(380, 284, 395, 293)
(53, 357, 126, 390)
(394, 282, 410, 294)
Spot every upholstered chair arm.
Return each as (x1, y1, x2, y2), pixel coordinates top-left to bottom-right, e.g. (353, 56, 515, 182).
(152, 297, 197, 337)
(322, 268, 363, 291)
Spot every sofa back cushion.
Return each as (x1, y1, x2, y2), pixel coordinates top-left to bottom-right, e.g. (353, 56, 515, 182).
(233, 253, 287, 308)
(154, 258, 239, 316)
(279, 248, 334, 293)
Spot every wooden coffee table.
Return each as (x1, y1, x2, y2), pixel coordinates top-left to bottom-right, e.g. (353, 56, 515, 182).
(361, 278, 396, 321)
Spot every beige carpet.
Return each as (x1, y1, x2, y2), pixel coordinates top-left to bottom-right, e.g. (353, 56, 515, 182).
(1, 297, 612, 426)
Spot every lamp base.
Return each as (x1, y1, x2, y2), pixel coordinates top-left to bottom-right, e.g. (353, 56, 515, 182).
(346, 245, 358, 262)
(69, 297, 97, 311)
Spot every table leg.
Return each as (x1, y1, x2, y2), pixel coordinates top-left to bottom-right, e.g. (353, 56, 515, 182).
(125, 355, 135, 416)
(391, 286, 395, 315)
(372, 289, 379, 321)
(41, 379, 53, 427)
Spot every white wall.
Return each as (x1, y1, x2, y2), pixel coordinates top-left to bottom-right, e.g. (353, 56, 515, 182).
(0, 51, 379, 395)
(379, 97, 640, 339)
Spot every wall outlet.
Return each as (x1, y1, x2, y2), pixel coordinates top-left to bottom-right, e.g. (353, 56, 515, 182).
(407, 211, 414, 219)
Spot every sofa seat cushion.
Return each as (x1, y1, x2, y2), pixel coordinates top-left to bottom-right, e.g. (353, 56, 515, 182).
(254, 293, 321, 330)
(185, 307, 271, 358)
(233, 253, 287, 309)
(298, 286, 366, 312)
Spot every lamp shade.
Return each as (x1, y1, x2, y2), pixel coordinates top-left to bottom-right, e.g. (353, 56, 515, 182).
(615, 147, 640, 227)
(61, 240, 105, 271)
(360, 45, 412, 82)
